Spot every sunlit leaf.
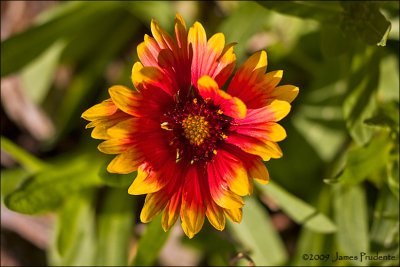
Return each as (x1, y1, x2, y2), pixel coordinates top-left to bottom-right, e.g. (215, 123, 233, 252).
(292, 186, 336, 266)
(0, 136, 48, 172)
(228, 196, 287, 266)
(338, 133, 392, 185)
(49, 189, 96, 266)
(20, 40, 66, 104)
(377, 54, 400, 103)
(343, 47, 380, 145)
(131, 215, 171, 266)
(4, 153, 102, 214)
(334, 184, 369, 261)
(0, 168, 31, 203)
(387, 156, 399, 200)
(96, 188, 135, 266)
(259, 182, 336, 233)
(370, 187, 399, 247)
(364, 101, 399, 134)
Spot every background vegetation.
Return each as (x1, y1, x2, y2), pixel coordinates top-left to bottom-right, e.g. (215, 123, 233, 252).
(1, 1, 399, 266)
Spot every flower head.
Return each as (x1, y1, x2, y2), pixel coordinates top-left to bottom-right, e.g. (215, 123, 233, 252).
(82, 14, 298, 238)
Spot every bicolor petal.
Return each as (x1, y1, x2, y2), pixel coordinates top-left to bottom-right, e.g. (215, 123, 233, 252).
(224, 208, 242, 223)
(128, 164, 165, 195)
(162, 189, 182, 232)
(272, 85, 299, 103)
(197, 75, 246, 119)
(109, 85, 142, 117)
(81, 99, 117, 121)
(107, 149, 144, 174)
(131, 62, 175, 96)
(226, 133, 283, 161)
(180, 166, 206, 239)
(140, 193, 169, 223)
(205, 200, 226, 231)
(207, 150, 246, 209)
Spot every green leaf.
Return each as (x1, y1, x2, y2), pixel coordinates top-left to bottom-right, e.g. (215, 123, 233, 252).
(0, 168, 31, 203)
(343, 48, 380, 145)
(370, 187, 399, 247)
(377, 54, 400, 103)
(51, 14, 139, 145)
(49, 189, 96, 266)
(266, 124, 324, 199)
(334, 184, 369, 262)
(96, 188, 135, 266)
(228, 196, 287, 266)
(320, 24, 351, 58)
(292, 55, 349, 162)
(340, 2, 392, 46)
(59, 5, 132, 65)
(387, 156, 399, 200)
(0, 136, 48, 172)
(20, 40, 66, 104)
(259, 182, 336, 233)
(257, 1, 342, 23)
(292, 186, 336, 266)
(364, 101, 399, 134)
(4, 153, 102, 214)
(0, 2, 119, 76)
(338, 133, 392, 185)
(131, 215, 171, 266)
(181, 224, 235, 265)
(293, 110, 346, 162)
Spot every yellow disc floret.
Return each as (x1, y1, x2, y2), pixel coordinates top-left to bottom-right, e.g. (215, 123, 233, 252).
(182, 114, 210, 146)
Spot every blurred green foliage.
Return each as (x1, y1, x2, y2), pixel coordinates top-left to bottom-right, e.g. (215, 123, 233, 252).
(1, 1, 399, 266)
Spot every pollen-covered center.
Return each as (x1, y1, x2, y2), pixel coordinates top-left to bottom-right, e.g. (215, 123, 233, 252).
(161, 97, 231, 163)
(181, 114, 210, 146)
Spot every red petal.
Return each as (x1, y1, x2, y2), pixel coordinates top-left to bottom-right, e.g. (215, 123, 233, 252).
(207, 150, 246, 209)
(230, 107, 288, 143)
(197, 76, 246, 119)
(137, 34, 161, 67)
(225, 133, 283, 161)
(131, 62, 176, 96)
(188, 23, 236, 87)
(223, 144, 270, 185)
(180, 166, 206, 238)
(227, 51, 298, 108)
(140, 192, 169, 223)
(128, 163, 166, 195)
(162, 188, 182, 231)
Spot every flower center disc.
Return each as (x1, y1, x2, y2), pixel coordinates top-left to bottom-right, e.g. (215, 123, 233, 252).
(161, 97, 232, 163)
(181, 114, 210, 146)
